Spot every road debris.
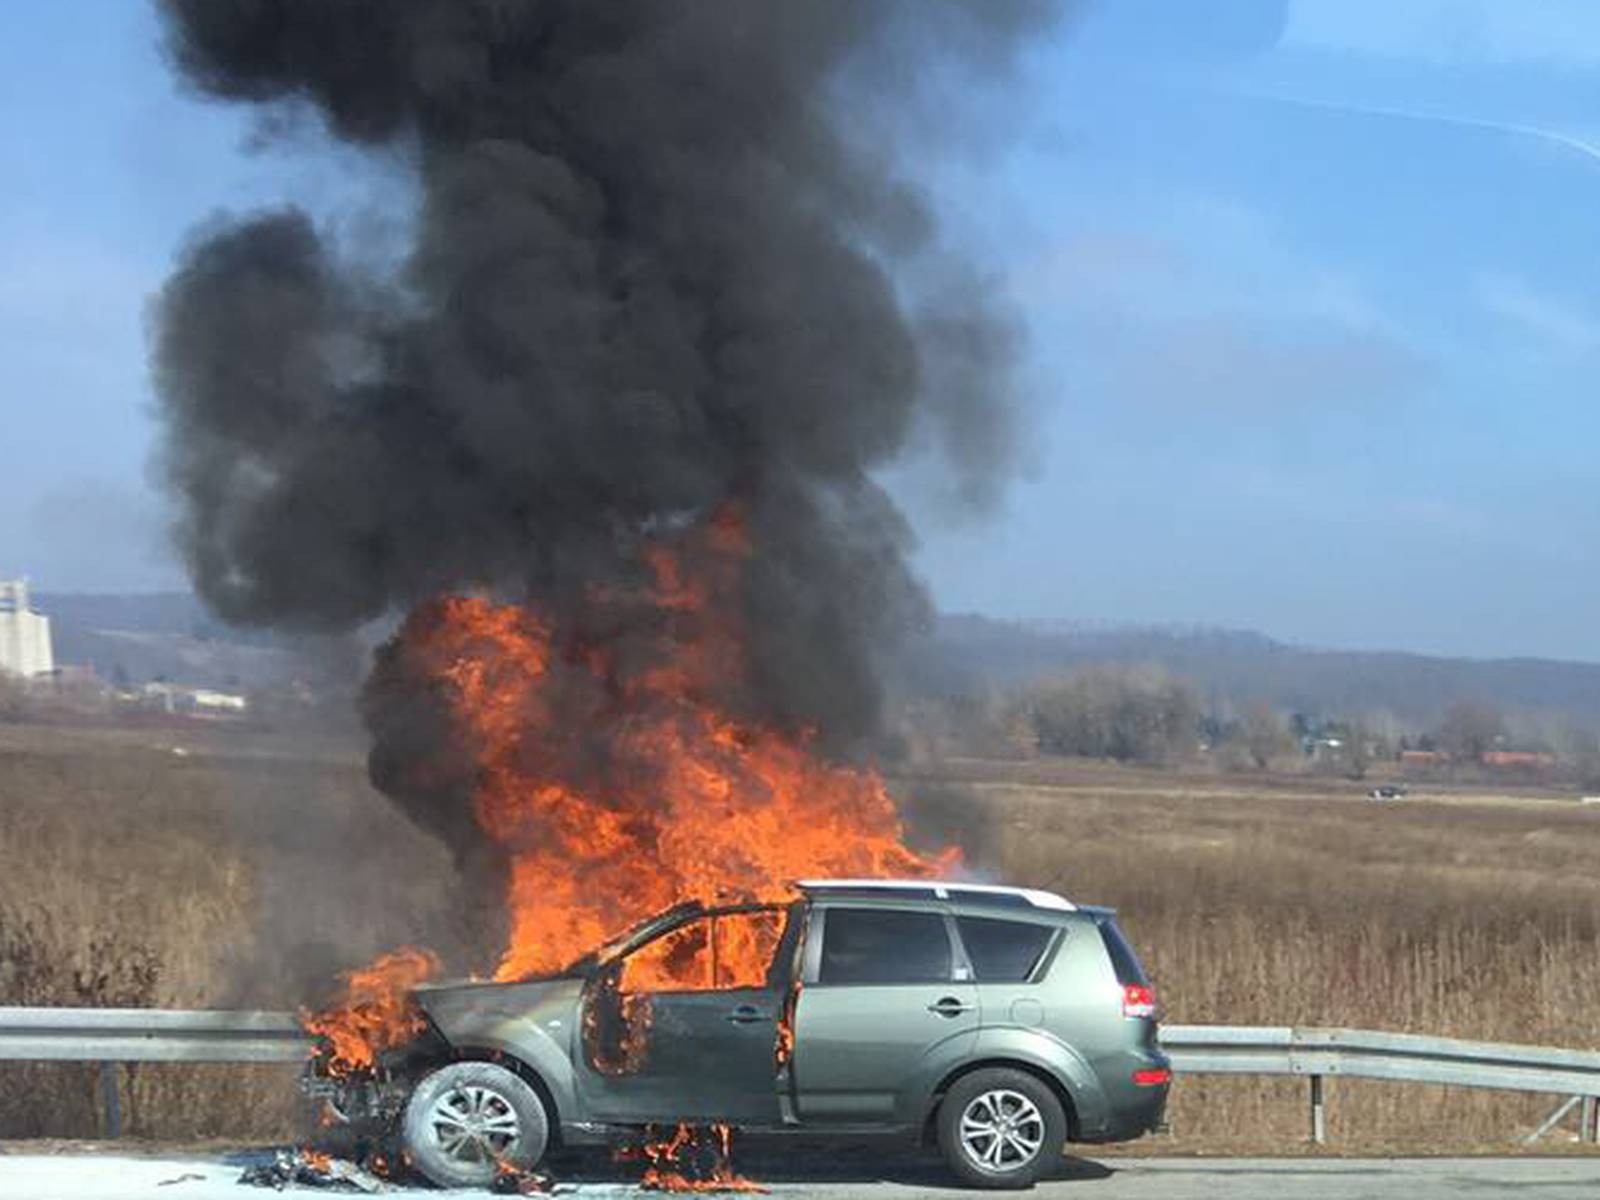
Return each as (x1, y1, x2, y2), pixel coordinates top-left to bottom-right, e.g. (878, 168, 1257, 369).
(237, 1147, 385, 1192)
(490, 1158, 564, 1194)
(622, 1124, 767, 1194)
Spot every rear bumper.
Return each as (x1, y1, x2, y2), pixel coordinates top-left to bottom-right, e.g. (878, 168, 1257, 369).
(1078, 1081, 1168, 1143)
(1075, 1045, 1171, 1144)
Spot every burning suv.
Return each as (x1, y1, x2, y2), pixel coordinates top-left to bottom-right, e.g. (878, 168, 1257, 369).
(313, 880, 1170, 1190)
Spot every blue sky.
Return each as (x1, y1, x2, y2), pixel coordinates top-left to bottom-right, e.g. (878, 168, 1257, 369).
(5, 2, 1600, 661)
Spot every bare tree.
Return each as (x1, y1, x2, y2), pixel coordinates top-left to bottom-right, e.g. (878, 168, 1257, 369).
(1030, 667, 1200, 766)
(1241, 704, 1290, 769)
(1436, 701, 1505, 763)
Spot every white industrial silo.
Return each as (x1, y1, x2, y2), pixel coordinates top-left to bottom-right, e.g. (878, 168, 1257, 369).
(0, 579, 55, 678)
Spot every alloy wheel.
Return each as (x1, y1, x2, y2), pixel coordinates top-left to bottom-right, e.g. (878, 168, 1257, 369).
(958, 1087, 1046, 1173)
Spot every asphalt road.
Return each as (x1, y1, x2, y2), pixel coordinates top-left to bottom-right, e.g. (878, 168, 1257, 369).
(6, 1152, 1600, 1199)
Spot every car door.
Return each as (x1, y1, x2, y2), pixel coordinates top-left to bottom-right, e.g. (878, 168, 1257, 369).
(575, 907, 790, 1125)
(789, 904, 978, 1123)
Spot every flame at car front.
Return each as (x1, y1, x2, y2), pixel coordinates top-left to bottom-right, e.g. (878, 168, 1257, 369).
(301, 948, 440, 1078)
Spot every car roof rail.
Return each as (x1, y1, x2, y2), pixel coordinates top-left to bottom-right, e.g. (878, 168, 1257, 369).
(795, 879, 1076, 912)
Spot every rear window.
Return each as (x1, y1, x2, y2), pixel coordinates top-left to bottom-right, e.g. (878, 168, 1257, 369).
(1097, 918, 1149, 985)
(819, 908, 951, 985)
(955, 916, 1054, 982)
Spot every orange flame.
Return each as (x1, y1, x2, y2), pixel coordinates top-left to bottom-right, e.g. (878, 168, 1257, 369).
(300, 947, 440, 1076)
(775, 980, 802, 1068)
(400, 511, 954, 987)
(306, 511, 955, 1085)
(633, 1123, 766, 1194)
(299, 1148, 334, 1174)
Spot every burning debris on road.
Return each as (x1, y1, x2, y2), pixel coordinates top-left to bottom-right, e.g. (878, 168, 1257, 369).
(624, 1124, 766, 1195)
(238, 1148, 386, 1193)
(489, 1160, 562, 1196)
(239, 1146, 567, 1194)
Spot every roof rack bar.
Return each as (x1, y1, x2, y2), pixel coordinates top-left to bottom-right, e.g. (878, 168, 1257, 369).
(795, 879, 1075, 912)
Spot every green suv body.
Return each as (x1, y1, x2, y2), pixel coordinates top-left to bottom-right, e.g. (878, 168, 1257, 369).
(345, 880, 1170, 1189)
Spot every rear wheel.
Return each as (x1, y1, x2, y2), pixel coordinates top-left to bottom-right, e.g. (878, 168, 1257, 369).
(401, 1060, 549, 1188)
(937, 1067, 1065, 1190)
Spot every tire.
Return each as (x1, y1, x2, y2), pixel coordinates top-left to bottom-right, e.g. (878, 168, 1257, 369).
(401, 1060, 550, 1189)
(936, 1067, 1066, 1190)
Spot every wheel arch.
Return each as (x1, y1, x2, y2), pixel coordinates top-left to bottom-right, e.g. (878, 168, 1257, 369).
(923, 1058, 1080, 1144)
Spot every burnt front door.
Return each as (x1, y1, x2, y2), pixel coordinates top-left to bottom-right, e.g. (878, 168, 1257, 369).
(576, 907, 791, 1125)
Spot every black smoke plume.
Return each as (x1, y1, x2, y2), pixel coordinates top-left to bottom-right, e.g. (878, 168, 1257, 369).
(152, 2, 1052, 903)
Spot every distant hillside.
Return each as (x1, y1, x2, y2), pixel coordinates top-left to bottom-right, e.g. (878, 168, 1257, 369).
(905, 614, 1600, 726)
(40, 591, 232, 638)
(31, 594, 1600, 725)
(35, 592, 339, 689)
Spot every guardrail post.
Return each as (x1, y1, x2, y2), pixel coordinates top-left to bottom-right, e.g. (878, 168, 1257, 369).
(1308, 1074, 1326, 1145)
(1583, 1096, 1598, 1144)
(98, 1061, 122, 1139)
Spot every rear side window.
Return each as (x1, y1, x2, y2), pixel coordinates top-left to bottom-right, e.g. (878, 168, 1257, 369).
(956, 916, 1055, 982)
(819, 908, 951, 985)
(1097, 918, 1149, 985)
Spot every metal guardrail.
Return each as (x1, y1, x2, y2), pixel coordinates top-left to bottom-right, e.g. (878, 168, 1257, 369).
(1, 1009, 1597, 1144)
(1162, 1024, 1600, 1144)
(0, 1007, 309, 1138)
(0, 1007, 307, 1063)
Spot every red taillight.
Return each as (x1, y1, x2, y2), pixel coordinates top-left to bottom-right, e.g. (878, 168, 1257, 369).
(1122, 983, 1157, 1019)
(1132, 1067, 1171, 1087)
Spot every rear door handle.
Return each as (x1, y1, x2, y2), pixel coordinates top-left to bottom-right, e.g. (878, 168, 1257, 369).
(928, 996, 973, 1018)
(727, 1004, 770, 1024)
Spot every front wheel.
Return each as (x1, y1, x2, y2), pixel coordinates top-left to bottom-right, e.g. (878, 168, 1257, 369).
(401, 1060, 549, 1188)
(937, 1067, 1066, 1190)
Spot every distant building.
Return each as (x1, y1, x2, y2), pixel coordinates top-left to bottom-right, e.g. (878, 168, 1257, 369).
(139, 681, 248, 718)
(0, 579, 53, 678)
(190, 688, 248, 714)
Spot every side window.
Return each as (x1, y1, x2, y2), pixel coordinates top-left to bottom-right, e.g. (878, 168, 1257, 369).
(956, 916, 1055, 983)
(618, 909, 785, 993)
(819, 908, 951, 985)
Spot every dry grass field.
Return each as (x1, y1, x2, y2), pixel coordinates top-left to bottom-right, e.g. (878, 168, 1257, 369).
(4, 723, 1600, 1153)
